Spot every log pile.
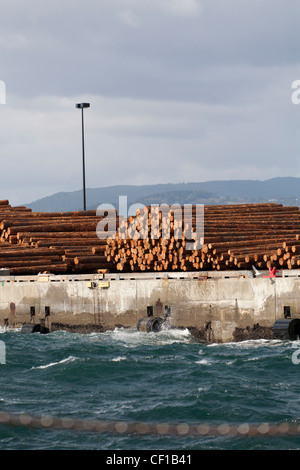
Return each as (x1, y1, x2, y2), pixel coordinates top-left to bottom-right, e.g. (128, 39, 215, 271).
(0, 200, 117, 274)
(0, 199, 300, 274)
(104, 203, 300, 273)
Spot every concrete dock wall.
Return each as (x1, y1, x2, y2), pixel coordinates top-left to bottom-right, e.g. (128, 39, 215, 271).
(0, 270, 300, 342)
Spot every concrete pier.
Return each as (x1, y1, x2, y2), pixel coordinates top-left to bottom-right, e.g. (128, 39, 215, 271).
(1, 269, 300, 342)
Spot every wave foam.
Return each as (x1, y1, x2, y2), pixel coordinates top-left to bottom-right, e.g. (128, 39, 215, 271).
(111, 356, 127, 362)
(30, 355, 78, 370)
(109, 326, 192, 347)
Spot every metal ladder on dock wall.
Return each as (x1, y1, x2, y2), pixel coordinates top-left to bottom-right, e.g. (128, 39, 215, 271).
(93, 285, 103, 326)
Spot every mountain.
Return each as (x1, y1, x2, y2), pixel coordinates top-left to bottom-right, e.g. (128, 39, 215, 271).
(25, 177, 300, 212)
(25, 183, 219, 212)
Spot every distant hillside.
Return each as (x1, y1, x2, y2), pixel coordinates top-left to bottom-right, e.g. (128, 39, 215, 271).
(138, 190, 223, 206)
(26, 177, 300, 212)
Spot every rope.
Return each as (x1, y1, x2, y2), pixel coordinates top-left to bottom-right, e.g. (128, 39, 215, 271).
(0, 411, 298, 438)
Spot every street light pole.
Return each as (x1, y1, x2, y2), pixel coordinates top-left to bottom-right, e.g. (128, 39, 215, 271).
(76, 102, 90, 211)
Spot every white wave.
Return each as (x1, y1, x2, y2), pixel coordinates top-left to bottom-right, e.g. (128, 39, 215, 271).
(207, 338, 285, 349)
(0, 326, 20, 333)
(30, 355, 78, 370)
(229, 339, 275, 348)
(111, 356, 126, 362)
(246, 356, 260, 362)
(108, 326, 192, 348)
(195, 358, 212, 365)
(198, 386, 209, 392)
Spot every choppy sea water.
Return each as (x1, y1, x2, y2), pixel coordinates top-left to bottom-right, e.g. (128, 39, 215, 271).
(0, 325, 299, 451)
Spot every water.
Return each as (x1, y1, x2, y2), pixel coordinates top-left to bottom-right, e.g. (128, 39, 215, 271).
(0, 325, 299, 450)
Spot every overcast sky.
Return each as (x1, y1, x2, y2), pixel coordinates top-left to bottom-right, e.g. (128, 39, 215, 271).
(1, 0, 300, 206)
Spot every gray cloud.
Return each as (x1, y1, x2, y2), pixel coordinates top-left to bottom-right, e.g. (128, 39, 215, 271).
(0, 0, 299, 205)
(3, 0, 299, 99)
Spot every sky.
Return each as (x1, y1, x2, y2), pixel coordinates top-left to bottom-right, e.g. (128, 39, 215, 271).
(1, 0, 300, 206)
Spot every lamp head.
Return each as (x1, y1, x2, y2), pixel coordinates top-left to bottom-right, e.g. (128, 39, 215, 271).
(76, 103, 90, 109)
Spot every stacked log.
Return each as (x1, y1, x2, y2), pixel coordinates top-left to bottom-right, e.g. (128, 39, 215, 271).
(104, 203, 300, 272)
(0, 201, 118, 274)
(0, 199, 300, 274)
